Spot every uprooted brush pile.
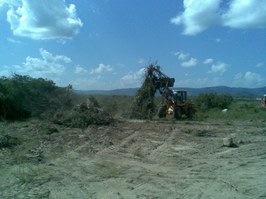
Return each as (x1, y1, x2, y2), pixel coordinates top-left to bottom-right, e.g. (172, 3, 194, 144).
(53, 96, 114, 128)
(130, 64, 157, 119)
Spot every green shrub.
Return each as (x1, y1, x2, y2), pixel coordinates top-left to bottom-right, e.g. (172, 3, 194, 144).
(194, 97, 266, 124)
(195, 92, 233, 111)
(0, 74, 74, 120)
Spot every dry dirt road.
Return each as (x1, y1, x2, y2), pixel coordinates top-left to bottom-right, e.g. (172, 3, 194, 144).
(0, 119, 266, 199)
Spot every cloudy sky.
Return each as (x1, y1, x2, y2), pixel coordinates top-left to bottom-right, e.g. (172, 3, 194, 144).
(0, 0, 265, 90)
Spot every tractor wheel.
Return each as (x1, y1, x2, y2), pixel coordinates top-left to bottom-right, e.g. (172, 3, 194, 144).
(157, 106, 167, 118)
(173, 106, 182, 119)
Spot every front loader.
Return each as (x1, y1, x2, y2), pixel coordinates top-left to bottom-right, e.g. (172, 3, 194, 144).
(145, 64, 195, 119)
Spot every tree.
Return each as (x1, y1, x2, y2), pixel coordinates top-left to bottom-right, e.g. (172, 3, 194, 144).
(195, 92, 233, 111)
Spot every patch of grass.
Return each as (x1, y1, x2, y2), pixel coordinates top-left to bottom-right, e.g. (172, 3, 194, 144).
(12, 164, 45, 185)
(192, 98, 266, 125)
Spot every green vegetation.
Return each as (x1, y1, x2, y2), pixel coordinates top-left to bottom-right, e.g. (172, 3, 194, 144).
(89, 94, 266, 123)
(194, 96, 266, 123)
(0, 75, 113, 127)
(12, 164, 46, 185)
(195, 92, 234, 111)
(130, 73, 156, 119)
(0, 74, 73, 120)
(1, 74, 264, 124)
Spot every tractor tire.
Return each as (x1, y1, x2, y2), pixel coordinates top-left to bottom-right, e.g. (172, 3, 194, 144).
(157, 106, 167, 118)
(173, 106, 182, 119)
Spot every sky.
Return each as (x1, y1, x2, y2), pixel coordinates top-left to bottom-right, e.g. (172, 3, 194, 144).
(0, 0, 266, 90)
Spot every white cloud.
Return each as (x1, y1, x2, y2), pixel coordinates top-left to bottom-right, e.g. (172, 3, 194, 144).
(121, 68, 145, 87)
(171, 0, 221, 35)
(23, 48, 70, 75)
(175, 51, 189, 61)
(234, 71, 264, 87)
(121, 68, 145, 81)
(171, 0, 266, 35)
(0, 0, 19, 7)
(40, 48, 71, 64)
(223, 0, 266, 29)
(244, 71, 263, 82)
(256, 62, 264, 68)
(75, 65, 87, 74)
(175, 51, 197, 67)
(205, 58, 228, 75)
(181, 58, 198, 68)
(208, 62, 227, 74)
(90, 64, 113, 74)
(1, 48, 70, 79)
(7, 37, 22, 44)
(203, 58, 214, 64)
(6, 0, 83, 40)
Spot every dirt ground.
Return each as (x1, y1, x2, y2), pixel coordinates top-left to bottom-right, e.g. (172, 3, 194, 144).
(0, 119, 266, 199)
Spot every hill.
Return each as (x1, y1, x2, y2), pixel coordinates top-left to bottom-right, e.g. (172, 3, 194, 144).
(75, 86, 266, 97)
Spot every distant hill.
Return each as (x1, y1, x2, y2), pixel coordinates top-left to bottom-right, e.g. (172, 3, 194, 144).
(75, 86, 266, 97)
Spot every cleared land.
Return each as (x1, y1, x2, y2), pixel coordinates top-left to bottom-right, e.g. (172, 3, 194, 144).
(0, 119, 265, 199)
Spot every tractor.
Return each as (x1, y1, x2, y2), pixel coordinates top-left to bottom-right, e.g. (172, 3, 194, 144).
(157, 90, 195, 119)
(145, 64, 195, 119)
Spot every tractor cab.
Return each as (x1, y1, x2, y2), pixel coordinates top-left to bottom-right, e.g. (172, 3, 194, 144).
(173, 90, 187, 103)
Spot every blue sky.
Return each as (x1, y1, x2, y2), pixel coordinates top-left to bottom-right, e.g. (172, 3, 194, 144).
(0, 0, 265, 90)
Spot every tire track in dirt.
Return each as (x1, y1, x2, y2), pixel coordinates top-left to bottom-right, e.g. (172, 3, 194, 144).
(1, 120, 265, 199)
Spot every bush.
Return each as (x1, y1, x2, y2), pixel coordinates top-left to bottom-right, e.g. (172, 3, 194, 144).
(0, 74, 73, 120)
(195, 92, 233, 111)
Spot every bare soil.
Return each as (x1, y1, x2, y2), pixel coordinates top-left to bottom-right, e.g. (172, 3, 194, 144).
(0, 119, 265, 199)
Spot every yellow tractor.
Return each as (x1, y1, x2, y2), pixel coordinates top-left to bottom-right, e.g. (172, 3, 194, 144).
(141, 64, 195, 119)
(157, 90, 195, 119)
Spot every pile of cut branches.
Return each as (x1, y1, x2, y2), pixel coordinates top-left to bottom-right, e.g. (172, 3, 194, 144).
(130, 64, 158, 119)
(53, 96, 114, 128)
